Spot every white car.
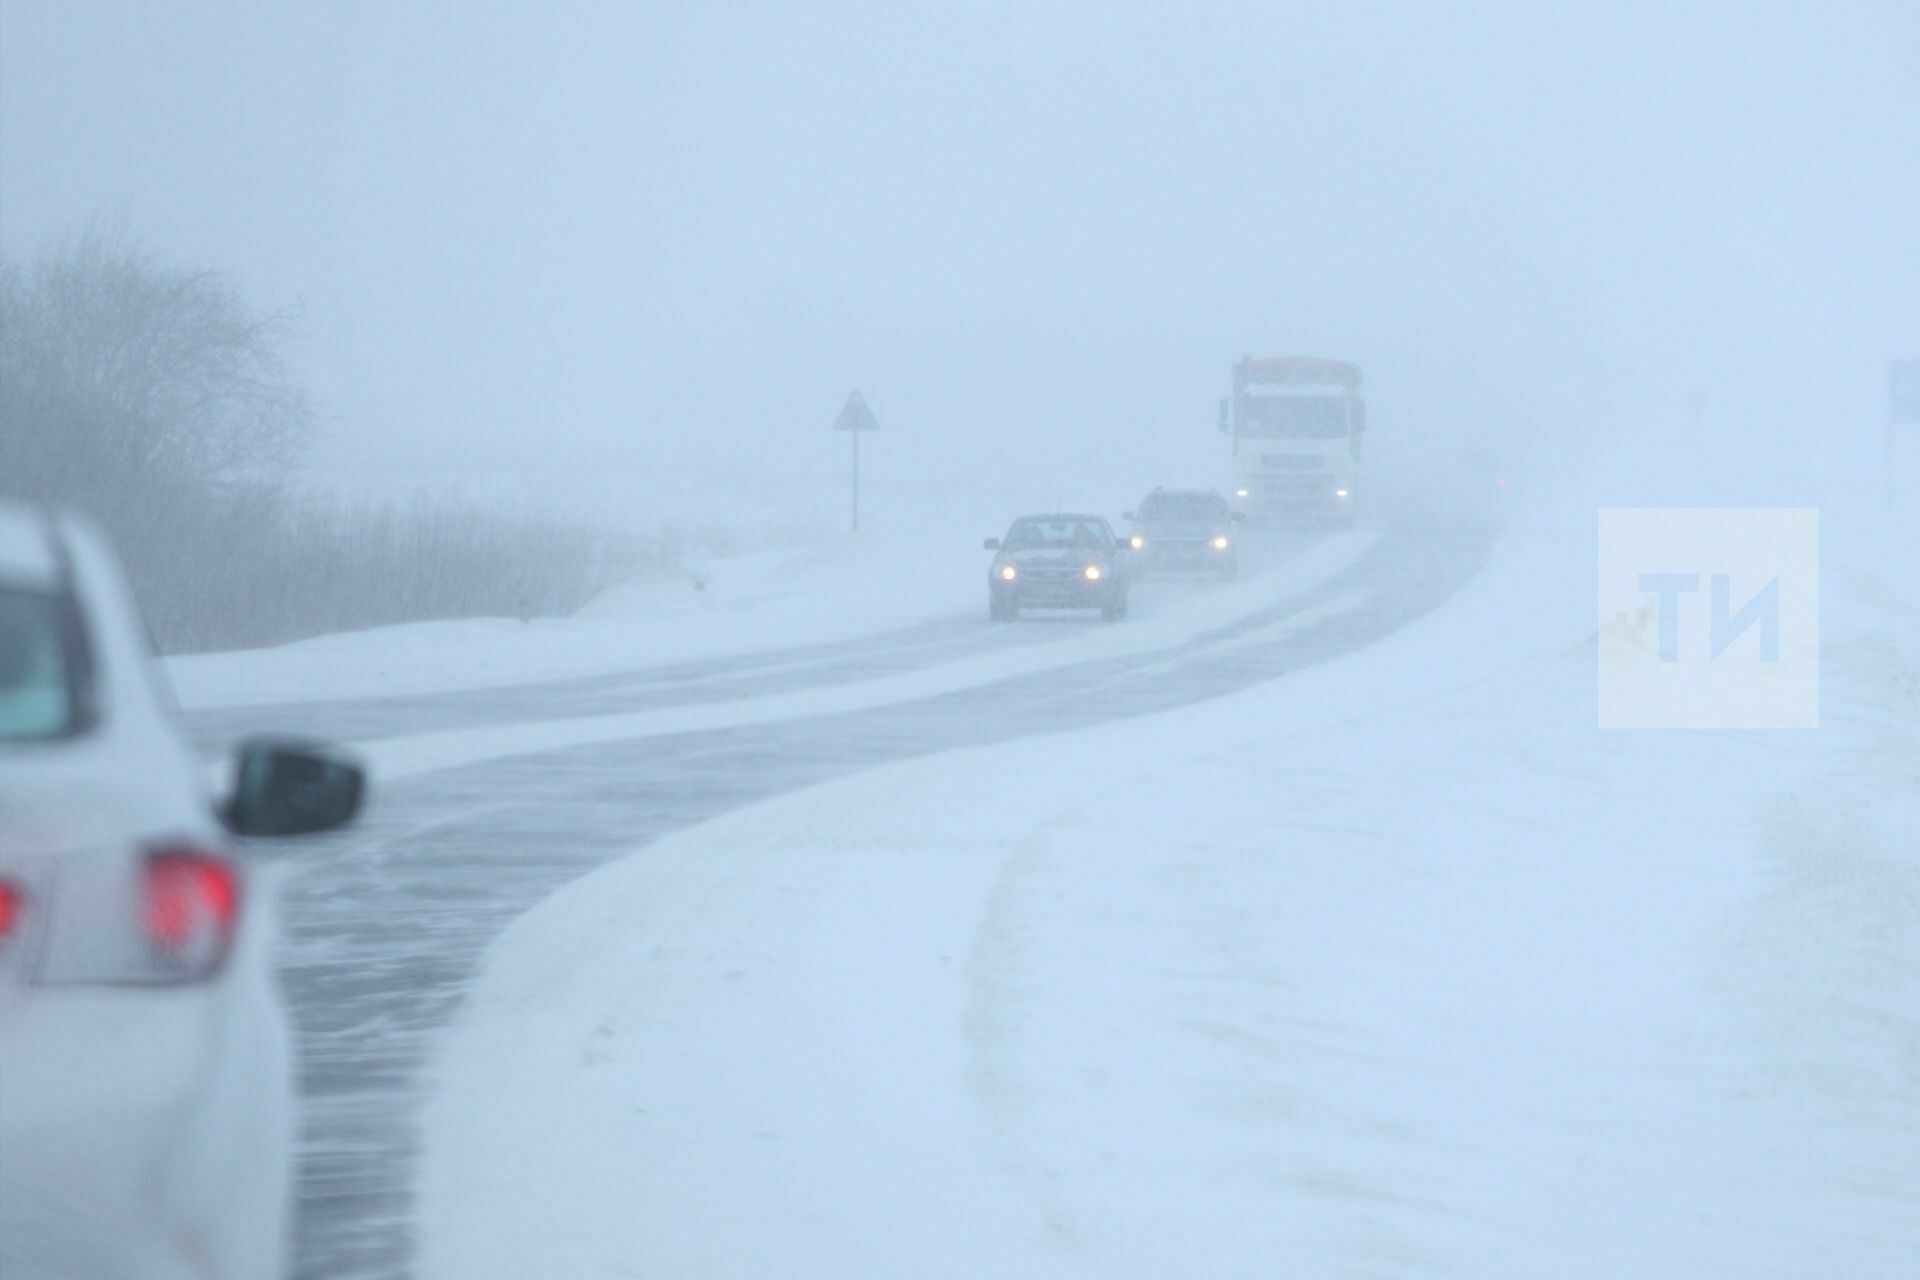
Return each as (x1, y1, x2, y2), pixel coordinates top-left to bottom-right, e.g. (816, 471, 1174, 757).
(0, 502, 364, 1280)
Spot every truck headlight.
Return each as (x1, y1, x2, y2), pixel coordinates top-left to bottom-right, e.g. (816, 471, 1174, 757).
(1084, 565, 1103, 581)
(1235, 487, 1249, 498)
(999, 564, 1017, 581)
(1212, 535, 1230, 550)
(1334, 488, 1350, 499)
(1130, 534, 1144, 549)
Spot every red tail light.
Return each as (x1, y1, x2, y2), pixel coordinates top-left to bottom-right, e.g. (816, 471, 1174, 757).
(0, 880, 23, 941)
(142, 850, 240, 967)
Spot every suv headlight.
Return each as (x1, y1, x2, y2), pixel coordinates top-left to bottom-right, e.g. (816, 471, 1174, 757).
(1084, 565, 1103, 581)
(998, 564, 1017, 581)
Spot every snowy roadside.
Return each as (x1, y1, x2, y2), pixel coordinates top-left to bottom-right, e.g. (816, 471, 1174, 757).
(162, 533, 987, 709)
(413, 518, 1920, 1278)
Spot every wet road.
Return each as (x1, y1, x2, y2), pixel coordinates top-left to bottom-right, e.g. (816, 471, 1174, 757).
(186, 522, 1493, 1279)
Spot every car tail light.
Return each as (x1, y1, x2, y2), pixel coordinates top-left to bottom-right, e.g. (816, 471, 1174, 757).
(141, 849, 240, 973)
(0, 880, 23, 941)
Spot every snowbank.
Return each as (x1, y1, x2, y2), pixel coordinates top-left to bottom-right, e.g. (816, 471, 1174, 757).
(413, 513, 1920, 1277)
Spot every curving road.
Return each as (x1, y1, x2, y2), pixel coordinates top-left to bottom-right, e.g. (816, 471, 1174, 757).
(186, 520, 1493, 1279)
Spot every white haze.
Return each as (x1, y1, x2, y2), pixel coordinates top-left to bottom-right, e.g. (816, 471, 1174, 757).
(7, 9, 1920, 1278)
(4, 0, 1915, 539)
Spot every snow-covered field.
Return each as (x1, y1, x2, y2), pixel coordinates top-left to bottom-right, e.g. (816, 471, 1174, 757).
(411, 509, 1920, 1277)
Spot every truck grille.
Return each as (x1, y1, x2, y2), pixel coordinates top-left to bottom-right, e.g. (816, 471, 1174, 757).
(1252, 476, 1332, 500)
(1261, 454, 1322, 471)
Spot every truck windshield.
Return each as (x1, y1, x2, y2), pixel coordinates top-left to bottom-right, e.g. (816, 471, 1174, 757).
(1238, 396, 1348, 439)
(0, 586, 82, 742)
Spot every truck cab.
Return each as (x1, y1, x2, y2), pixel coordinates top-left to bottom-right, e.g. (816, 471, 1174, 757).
(1221, 356, 1365, 525)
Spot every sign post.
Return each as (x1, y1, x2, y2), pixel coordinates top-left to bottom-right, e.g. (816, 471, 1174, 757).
(1892, 359, 1919, 511)
(831, 389, 881, 532)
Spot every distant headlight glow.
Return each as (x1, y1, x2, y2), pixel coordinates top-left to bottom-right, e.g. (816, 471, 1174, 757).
(1084, 565, 1103, 581)
(1335, 488, 1350, 498)
(999, 564, 1017, 581)
(1212, 535, 1230, 550)
(1130, 534, 1144, 549)
(1235, 487, 1249, 497)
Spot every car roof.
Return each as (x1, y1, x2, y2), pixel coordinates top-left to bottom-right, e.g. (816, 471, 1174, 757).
(0, 501, 61, 589)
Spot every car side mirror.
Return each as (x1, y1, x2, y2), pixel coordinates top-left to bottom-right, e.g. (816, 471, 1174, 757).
(225, 739, 366, 838)
(983, 537, 1000, 551)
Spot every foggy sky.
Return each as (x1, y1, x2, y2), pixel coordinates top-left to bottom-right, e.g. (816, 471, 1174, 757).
(3, 1, 1915, 492)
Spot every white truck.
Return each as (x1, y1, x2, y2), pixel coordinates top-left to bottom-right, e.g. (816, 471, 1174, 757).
(1219, 356, 1366, 524)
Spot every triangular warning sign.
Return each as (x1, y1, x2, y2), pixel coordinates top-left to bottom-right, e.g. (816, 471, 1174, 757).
(832, 390, 881, 432)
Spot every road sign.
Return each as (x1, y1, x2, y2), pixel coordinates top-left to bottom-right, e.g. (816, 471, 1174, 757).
(832, 389, 881, 433)
(1893, 359, 1920, 426)
(831, 390, 880, 533)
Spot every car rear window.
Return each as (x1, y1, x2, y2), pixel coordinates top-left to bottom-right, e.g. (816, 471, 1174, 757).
(0, 586, 82, 742)
(1004, 519, 1109, 549)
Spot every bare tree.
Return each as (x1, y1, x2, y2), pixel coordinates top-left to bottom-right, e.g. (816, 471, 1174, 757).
(1, 231, 654, 653)
(0, 230, 312, 515)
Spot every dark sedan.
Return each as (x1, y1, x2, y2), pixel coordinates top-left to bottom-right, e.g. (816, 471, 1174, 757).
(1123, 488, 1241, 577)
(984, 514, 1130, 622)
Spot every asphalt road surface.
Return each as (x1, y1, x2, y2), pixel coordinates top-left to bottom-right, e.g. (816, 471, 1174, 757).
(185, 520, 1494, 1279)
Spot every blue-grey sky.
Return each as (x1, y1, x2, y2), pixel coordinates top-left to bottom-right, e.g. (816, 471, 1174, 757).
(3, 1, 1915, 488)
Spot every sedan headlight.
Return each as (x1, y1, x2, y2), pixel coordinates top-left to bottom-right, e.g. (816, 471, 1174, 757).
(1212, 535, 1230, 550)
(998, 564, 1017, 581)
(1084, 564, 1103, 581)
(1130, 534, 1144, 549)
